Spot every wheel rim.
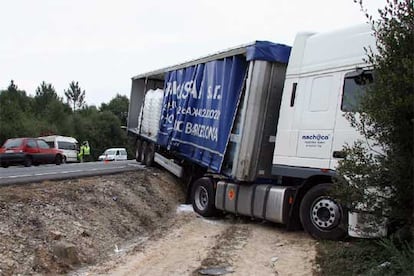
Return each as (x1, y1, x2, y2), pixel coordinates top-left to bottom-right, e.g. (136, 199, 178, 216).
(310, 197, 341, 230)
(195, 186, 209, 211)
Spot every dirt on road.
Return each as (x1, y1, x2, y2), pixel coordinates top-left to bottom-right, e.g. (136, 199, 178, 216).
(0, 167, 316, 276)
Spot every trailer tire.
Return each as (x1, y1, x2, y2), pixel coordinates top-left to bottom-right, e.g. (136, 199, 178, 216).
(144, 142, 155, 166)
(191, 177, 218, 217)
(300, 183, 348, 240)
(135, 139, 143, 162)
(141, 141, 148, 165)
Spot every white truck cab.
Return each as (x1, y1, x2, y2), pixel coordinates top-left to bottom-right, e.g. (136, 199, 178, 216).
(274, 24, 375, 171)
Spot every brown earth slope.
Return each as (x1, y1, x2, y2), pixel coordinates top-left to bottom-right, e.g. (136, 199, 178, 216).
(0, 168, 185, 275)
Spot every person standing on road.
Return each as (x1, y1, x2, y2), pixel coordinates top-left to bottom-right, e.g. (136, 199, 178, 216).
(78, 141, 91, 162)
(82, 141, 91, 162)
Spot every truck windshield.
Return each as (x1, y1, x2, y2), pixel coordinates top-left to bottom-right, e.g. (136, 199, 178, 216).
(3, 138, 23, 149)
(341, 70, 373, 112)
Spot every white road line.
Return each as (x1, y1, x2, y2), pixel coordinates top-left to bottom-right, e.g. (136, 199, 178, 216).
(0, 164, 138, 180)
(5, 174, 32, 178)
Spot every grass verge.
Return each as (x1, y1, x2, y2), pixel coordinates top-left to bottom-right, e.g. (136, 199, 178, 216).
(315, 237, 413, 275)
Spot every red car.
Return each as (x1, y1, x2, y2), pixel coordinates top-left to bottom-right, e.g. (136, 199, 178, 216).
(0, 138, 64, 168)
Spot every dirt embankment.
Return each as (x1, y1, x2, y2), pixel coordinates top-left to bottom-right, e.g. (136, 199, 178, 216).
(0, 168, 185, 275)
(0, 167, 316, 276)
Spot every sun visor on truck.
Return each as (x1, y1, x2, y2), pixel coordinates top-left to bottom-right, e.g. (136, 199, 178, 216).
(246, 41, 291, 63)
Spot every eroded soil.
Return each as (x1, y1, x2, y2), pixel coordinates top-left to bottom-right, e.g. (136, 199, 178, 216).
(0, 167, 316, 276)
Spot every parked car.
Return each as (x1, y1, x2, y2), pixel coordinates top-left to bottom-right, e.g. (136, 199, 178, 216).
(0, 138, 64, 168)
(98, 148, 127, 161)
(38, 135, 79, 163)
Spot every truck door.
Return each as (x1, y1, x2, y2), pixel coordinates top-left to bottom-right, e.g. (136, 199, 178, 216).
(296, 74, 342, 169)
(330, 69, 373, 169)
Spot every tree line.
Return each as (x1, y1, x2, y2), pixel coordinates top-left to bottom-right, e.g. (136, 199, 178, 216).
(0, 80, 131, 160)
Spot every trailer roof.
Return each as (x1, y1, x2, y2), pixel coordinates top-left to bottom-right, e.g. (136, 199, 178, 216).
(132, 41, 291, 81)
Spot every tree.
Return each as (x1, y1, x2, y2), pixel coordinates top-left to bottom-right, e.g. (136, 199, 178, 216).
(0, 80, 36, 143)
(64, 81, 86, 111)
(33, 81, 72, 135)
(34, 81, 61, 109)
(335, 0, 413, 238)
(100, 94, 129, 126)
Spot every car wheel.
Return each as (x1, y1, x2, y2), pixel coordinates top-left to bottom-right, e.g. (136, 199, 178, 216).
(300, 183, 348, 240)
(55, 154, 62, 165)
(1, 163, 8, 168)
(24, 156, 32, 167)
(191, 177, 218, 217)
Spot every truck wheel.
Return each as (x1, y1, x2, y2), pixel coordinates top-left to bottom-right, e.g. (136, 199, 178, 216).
(144, 142, 155, 166)
(141, 141, 148, 165)
(135, 139, 143, 162)
(300, 183, 348, 240)
(24, 156, 32, 167)
(191, 177, 218, 217)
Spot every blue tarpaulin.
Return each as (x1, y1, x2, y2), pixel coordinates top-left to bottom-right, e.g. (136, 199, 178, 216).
(246, 41, 291, 63)
(158, 56, 248, 171)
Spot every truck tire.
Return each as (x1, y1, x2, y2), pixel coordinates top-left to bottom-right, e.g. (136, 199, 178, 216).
(141, 141, 148, 165)
(135, 139, 143, 162)
(299, 183, 348, 240)
(144, 142, 155, 166)
(191, 177, 218, 217)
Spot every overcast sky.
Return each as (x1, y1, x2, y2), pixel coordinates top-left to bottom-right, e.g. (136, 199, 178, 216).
(0, 0, 386, 106)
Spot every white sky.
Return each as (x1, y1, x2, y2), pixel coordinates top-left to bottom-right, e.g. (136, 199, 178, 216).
(0, 0, 386, 107)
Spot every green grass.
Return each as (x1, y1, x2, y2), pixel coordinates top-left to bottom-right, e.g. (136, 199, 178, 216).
(315, 237, 414, 276)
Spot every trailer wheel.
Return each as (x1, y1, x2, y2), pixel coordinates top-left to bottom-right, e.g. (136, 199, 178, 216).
(140, 141, 148, 165)
(144, 142, 155, 166)
(191, 177, 218, 217)
(135, 139, 143, 162)
(300, 183, 347, 240)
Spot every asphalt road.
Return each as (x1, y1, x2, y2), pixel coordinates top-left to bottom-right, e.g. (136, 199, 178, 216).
(0, 160, 144, 186)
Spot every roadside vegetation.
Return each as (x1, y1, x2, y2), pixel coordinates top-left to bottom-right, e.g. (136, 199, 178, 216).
(318, 0, 413, 275)
(0, 80, 132, 160)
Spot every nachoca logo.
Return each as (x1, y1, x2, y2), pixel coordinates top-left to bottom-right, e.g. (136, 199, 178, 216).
(302, 134, 329, 141)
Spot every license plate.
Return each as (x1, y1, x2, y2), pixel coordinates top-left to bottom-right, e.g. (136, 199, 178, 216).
(5, 150, 14, 153)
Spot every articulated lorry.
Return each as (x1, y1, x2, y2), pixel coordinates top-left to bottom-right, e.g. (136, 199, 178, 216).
(127, 24, 383, 240)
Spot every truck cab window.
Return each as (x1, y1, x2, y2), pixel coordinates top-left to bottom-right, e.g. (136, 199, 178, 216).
(341, 70, 373, 112)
